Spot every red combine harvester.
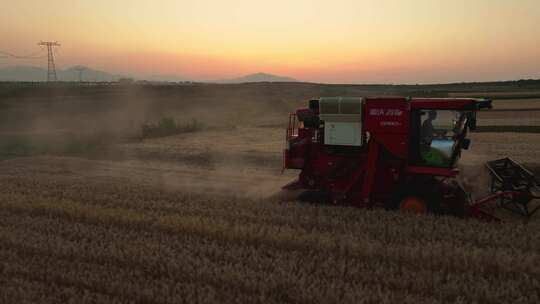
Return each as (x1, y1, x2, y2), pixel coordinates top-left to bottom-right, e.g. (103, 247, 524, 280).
(283, 97, 540, 220)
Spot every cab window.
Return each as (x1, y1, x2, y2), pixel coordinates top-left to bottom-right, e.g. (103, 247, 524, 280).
(418, 110, 464, 167)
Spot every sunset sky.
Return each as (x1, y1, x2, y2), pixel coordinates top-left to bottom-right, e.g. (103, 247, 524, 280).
(1, 0, 539, 83)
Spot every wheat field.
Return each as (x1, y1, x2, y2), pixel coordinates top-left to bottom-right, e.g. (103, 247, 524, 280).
(1, 156, 540, 304)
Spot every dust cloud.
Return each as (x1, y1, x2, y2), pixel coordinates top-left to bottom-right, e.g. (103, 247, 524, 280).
(458, 150, 493, 198)
(0, 83, 302, 201)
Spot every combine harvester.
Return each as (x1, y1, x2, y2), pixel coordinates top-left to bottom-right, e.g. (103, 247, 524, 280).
(283, 97, 540, 221)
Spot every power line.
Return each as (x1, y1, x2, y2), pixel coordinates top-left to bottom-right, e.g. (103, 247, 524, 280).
(37, 41, 61, 82)
(0, 49, 45, 59)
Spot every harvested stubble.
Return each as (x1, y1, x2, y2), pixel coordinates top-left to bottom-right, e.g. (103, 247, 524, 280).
(1, 173, 540, 304)
(491, 98, 540, 110)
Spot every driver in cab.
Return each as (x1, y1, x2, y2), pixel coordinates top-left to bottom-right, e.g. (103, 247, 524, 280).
(421, 110, 449, 144)
(421, 110, 438, 145)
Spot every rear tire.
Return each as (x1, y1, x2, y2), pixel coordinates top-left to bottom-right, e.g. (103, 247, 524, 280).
(399, 196, 428, 214)
(440, 180, 470, 218)
(390, 177, 442, 214)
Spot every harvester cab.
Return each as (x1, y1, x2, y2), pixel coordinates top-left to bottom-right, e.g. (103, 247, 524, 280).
(283, 97, 539, 221)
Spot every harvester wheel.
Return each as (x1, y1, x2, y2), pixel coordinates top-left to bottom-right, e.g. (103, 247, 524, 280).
(390, 177, 442, 214)
(441, 180, 470, 218)
(399, 196, 428, 214)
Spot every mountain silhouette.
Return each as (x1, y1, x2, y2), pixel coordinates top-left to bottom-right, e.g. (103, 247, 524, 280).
(217, 72, 298, 83)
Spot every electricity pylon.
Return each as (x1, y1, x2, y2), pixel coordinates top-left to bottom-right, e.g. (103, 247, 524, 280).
(38, 41, 60, 82)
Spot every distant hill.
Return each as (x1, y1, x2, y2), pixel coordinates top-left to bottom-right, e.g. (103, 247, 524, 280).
(0, 65, 125, 82)
(0, 67, 296, 83)
(217, 72, 298, 83)
(61, 66, 124, 82)
(142, 74, 190, 82)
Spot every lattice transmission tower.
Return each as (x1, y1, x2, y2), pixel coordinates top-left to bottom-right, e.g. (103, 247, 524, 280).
(38, 41, 61, 81)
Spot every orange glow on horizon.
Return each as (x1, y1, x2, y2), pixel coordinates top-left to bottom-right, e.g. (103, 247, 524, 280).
(1, 0, 539, 83)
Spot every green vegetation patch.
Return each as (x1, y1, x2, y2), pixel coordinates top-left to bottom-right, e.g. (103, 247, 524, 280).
(141, 117, 205, 139)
